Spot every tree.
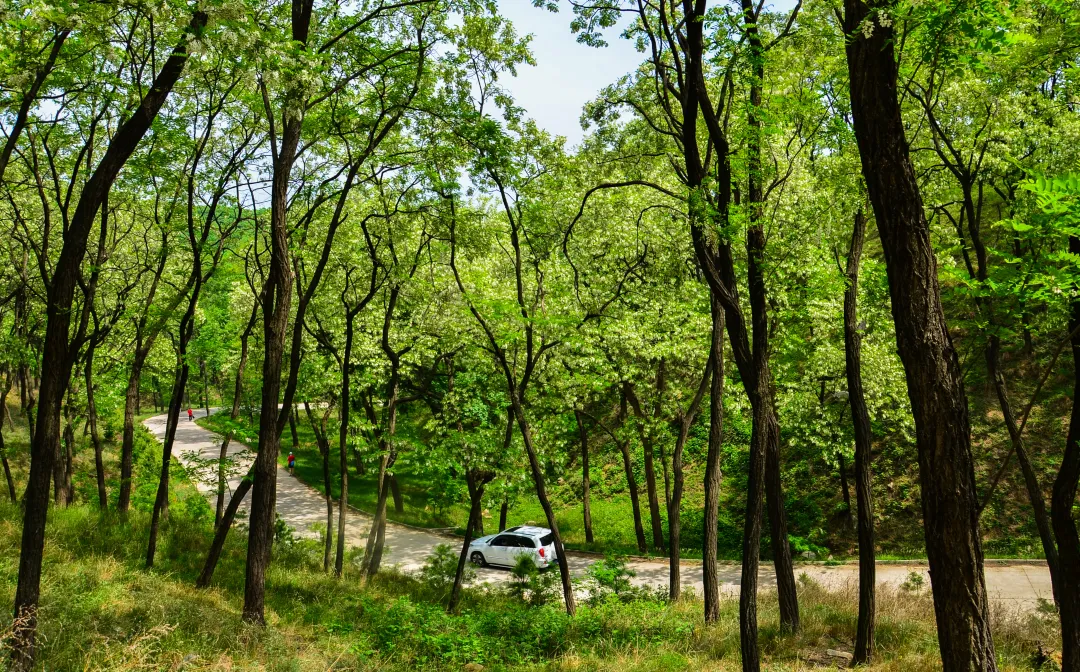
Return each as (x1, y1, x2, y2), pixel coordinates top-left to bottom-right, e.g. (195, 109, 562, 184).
(9, 7, 208, 667)
(841, 2, 997, 669)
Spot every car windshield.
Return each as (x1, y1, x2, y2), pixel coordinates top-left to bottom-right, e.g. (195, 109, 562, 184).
(539, 533, 554, 546)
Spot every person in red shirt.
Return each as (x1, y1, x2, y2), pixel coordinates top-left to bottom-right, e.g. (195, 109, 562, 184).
(288, 452, 296, 475)
(187, 408, 194, 422)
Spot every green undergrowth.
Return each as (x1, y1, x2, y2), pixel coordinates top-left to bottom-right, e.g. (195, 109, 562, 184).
(0, 498, 1061, 671)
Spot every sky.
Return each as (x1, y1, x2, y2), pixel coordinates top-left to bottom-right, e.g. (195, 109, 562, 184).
(494, 0, 799, 148)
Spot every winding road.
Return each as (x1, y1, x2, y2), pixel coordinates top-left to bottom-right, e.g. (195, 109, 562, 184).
(146, 409, 1053, 610)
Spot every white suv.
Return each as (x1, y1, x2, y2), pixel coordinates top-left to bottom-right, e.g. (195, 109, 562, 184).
(468, 526, 557, 569)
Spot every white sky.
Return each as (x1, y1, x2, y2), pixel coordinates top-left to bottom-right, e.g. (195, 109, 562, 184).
(494, 0, 800, 148)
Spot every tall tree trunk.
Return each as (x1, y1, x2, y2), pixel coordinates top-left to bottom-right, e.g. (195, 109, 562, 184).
(670, 330, 713, 602)
(836, 451, 852, 523)
(1, 371, 16, 502)
(450, 469, 494, 612)
(147, 364, 190, 567)
(618, 434, 647, 555)
(118, 348, 150, 513)
(510, 395, 576, 616)
(843, 4, 997, 669)
(739, 0, 799, 631)
(389, 473, 404, 514)
(986, 336, 1060, 605)
(626, 380, 665, 551)
(575, 410, 594, 544)
(845, 209, 876, 665)
(201, 359, 211, 419)
(217, 304, 257, 527)
(289, 407, 299, 451)
(304, 402, 334, 573)
(336, 311, 356, 577)
(197, 467, 253, 588)
(642, 431, 664, 552)
(1053, 234, 1080, 672)
(363, 455, 392, 577)
(499, 497, 508, 532)
(704, 300, 726, 623)
(10, 13, 205, 666)
(85, 348, 107, 510)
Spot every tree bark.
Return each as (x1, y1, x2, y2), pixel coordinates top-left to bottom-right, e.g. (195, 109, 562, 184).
(10, 13, 205, 666)
(842, 3, 997, 669)
(739, 0, 799, 632)
(289, 406, 299, 451)
(575, 410, 594, 544)
(197, 468, 253, 588)
(628, 383, 665, 552)
(704, 300, 726, 623)
(389, 473, 404, 514)
(217, 302, 258, 528)
(1052, 234, 1080, 672)
(510, 394, 576, 615)
(85, 346, 107, 510)
(304, 402, 334, 573)
(671, 323, 712, 602)
(450, 469, 494, 612)
(336, 309, 356, 577)
(618, 432, 647, 555)
(845, 209, 876, 665)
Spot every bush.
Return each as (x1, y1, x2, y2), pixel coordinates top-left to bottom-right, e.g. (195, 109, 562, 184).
(585, 553, 634, 601)
(419, 543, 472, 600)
(507, 555, 558, 607)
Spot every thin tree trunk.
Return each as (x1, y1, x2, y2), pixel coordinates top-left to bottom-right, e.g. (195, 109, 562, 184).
(510, 395, 576, 615)
(626, 380, 665, 551)
(217, 303, 258, 527)
(363, 456, 391, 577)
(670, 334, 713, 602)
(642, 433, 664, 551)
(85, 348, 107, 510)
(197, 468, 253, 588)
(499, 497, 508, 532)
(336, 311, 356, 577)
(704, 300, 726, 623)
(450, 470, 494, 612)
(119, 349, 149, 513)
(845, 208, 876, 665)
(575, 410, 594, 545)
(389, 473, 404, 514)
(986, 335, 1060, 607)
(147, 364, 189, 567)
(289, 407, 299, 451)
(0, 371, 15, 502)
(619, 436, 647, 555)
(843, 4, 997, 668)
(837, 451, 852, 522)
(202, 360, 211, 418)
(304, 402, 334, 573)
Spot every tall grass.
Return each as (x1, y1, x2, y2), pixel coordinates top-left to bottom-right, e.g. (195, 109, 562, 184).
(0, 499, 1060, 670)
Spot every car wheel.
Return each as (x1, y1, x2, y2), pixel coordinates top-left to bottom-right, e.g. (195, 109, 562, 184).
(470, 551, 487, 567)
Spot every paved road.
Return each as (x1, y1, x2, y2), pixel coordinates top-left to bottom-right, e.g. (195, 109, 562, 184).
(146, 409, 1053, 609)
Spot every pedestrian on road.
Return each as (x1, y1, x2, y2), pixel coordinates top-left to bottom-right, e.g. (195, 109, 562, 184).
(288, 451, 296, 475)
(187, 408, 194, 422)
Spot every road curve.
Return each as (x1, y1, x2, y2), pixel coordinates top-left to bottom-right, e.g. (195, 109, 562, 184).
(145, 409, 1052, 610)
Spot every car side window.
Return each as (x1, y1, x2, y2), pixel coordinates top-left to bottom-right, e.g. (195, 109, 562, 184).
(491, 535, 514, 547)
(522, 537, 538, 548)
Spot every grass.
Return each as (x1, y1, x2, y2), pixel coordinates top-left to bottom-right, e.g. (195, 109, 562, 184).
(0, 497, 1061, 671)
(0, 404, 1061, 670)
